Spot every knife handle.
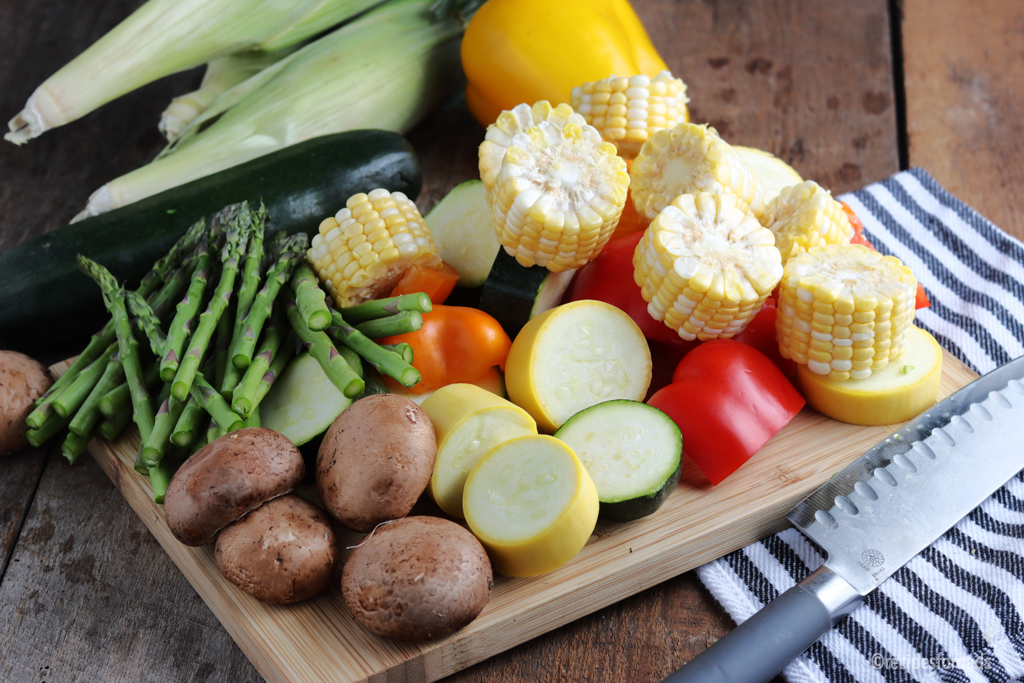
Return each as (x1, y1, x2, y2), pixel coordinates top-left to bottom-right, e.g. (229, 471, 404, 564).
(662, 566, 861, 683)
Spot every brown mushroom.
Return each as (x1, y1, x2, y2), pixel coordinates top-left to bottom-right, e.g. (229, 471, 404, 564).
(342, 516, 493, 641)
(316, 394, 436, 532)
(164, 427, 303, 546)
(0, 350, 53, 456)
(215, 495, 337, 604)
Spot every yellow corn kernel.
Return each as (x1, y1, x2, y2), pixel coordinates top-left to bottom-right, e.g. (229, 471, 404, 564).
(491, 120, 629, 272)
(764, 181, 853, 262)
(775, 244, 917, 380)
(307, 188, 441, 307)
(630, 122, 767, 224)
(478, 101, 587, 204)
(571, 71, 689, 159)
(633, 192, 782, 341)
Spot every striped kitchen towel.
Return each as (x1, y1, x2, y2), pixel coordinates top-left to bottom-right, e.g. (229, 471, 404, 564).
(697, 167, 1024, 683)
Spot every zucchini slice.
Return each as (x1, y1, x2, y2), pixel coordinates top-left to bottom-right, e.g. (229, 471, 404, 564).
(260, 352, 357, 484)
(421, 384, 537, 518)
(555, 400, 682, 522)
(425, 180, 500, 288)
(504, 300, 652, 433)
(478, 250, 576, 339)
(463, 434, 598, 577)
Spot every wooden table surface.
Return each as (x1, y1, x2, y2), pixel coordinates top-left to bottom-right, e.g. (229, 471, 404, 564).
(2, 1, 1022, 681)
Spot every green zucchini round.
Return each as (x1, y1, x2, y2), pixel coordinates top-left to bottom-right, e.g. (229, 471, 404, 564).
(0, 130, 421, 356)
(554, 399, 682, 523)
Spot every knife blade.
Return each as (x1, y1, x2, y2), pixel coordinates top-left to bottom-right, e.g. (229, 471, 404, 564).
(663, 352, 1024, 683)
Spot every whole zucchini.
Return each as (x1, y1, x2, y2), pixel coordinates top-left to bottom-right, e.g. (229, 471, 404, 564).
(0, 130, 421, 355)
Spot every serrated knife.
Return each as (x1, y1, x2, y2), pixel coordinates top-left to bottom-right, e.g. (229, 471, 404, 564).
(664, 353, 1024, 683)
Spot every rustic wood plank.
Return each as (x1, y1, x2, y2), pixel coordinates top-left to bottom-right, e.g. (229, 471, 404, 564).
(0, 447, 48, 581)
(0, 447, 262, 683)
(901, 0, 1024, 241)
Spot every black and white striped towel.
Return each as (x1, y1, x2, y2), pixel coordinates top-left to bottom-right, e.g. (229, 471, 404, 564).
(697, 167, 1024, 683)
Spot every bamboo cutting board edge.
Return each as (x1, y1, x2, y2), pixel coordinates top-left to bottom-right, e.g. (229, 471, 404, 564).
(55, 348, 977, 683)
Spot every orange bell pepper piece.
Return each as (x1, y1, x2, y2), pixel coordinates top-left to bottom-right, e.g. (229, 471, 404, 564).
(378, 305, 511, 393)
(390, 262, 460, 304)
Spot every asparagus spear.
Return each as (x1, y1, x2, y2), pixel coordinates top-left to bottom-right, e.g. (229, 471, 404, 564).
(52, 344, 118, 418)
(189, 371, 245, 434)
(220, 208, 265, 396)
(26, 410, 71, 448)
(251, 331, 295, 408)
(99, 362, 158, 418)
(291, 260, 331, 331)
(353, 310, 423, 339)
(134, 383, 171, 473)
(380, 343, 414, 364)
(61, 431, 93, 465)
(340, 292, 432, 324)
(126, 290, 167, 356)
(160, 241, 213, 382)
(139, 217, 209, 297)
(171, 206, 254, 401)
(213, 299, 236, 392)
(287, 299, 363, 398)
(243, 407, 260, 429)
(231, 233, 307, 369)
(327, 310, 420, 387)
(204, 417, 224, 447)
(138, 393, 188, 468)
(149, 460, 176, 505)
(78, 256, 155, 443)
(171, 356, 216, 448)
(69, 353, 123, 438)
(231, 309, 286, 418)
(97, 405, 132, 442)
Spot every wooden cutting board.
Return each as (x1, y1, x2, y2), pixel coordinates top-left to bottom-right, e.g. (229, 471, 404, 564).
(52, 348, 977, 683)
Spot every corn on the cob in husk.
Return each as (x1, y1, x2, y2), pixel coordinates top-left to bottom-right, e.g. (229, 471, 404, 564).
(72, 0, 465, 221)
(309, 189, 442, 308)
(633, 191, 782, 341)
(478, 101, 587, 201)
(570, 70, 689, 159)
(776, 244, 917, 381)
(6, 0, 381, 145)
(159, 49, 297, 143)
(764, 181, 854, 262)
(630, 122, 766, 224)
(491, 121, 630, 272)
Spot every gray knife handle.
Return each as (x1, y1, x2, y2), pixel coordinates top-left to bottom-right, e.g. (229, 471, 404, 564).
(663, 566, 862, 683)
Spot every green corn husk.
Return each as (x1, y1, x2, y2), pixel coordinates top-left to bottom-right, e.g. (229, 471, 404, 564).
(5, 0, 381, 145)
(72, 0, 464, 219)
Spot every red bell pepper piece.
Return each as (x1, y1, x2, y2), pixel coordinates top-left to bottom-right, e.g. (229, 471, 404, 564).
(567, 231, 697, 349)
(647, 339, 805, 485)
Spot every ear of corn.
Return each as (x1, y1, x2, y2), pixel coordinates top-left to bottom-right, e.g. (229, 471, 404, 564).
(630, 122, 766, 225)
(633, 192, 782, 341)
(159, 49, 298, 143)
(478, 101, 587, 201)
(570, 70, 689, 159)
(776, 244, 917, 381)
(309, 189, 442, 308)
(491, 121, 630, 272)
(72, 0, 465, 220)
(764, 181, 853, 262)
(5, 0, 381, 145)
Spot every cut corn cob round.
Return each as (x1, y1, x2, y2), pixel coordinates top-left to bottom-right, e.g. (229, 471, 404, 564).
(776, 244, 917, 381)
(309, 189, 442, 307)
(478, 101, 587, 202)
(630, 123, 766, 224)
(633, 192, 782, 341)
(491, 121, 630, 272)
(764, 181, 854, 261)
(570, 70, 690, 159)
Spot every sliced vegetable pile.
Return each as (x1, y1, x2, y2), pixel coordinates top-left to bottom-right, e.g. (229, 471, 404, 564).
(0, 0, 952, 649)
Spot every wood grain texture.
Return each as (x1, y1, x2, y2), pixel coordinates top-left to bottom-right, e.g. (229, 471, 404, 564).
(902, 0, 1024, 241)
(76, 352, 976, 683)
(0, 447, 47, 581)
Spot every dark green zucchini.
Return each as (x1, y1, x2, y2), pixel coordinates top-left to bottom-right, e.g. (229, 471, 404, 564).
(554, 400, 682, 523)
(477, 250, 576, 339)
(0, 130, 421, 356)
